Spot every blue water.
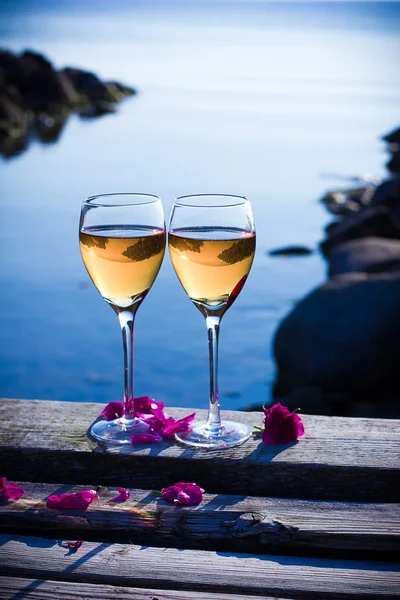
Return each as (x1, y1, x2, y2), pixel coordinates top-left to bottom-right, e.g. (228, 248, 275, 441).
(1, 1, 399, 409)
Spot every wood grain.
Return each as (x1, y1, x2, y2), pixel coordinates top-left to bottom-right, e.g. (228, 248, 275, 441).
(0, 482, 399, 558)
(0, 399, 399, 501)
(0, 577, 284, 600)
(0, 535, 399, 599)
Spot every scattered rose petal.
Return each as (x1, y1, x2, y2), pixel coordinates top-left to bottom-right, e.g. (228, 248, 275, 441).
(0, 477, 25, 501)
(101, 401, 123, 421)
(130, 432, 162, 445)
(161, 413, 196, 440)
(161, 482, 204, 506)
(134, 395, 165, 415)
(161, 484, 182, 502)
(100, 398, 196, 445)
(46, 489, 98, 509)
(262, 403, 305, 444)
(64, 540, 83, 551)
(111, 487, 130, 502)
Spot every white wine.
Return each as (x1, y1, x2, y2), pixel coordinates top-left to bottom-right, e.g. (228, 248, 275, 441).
(169, 227, 255, 316)
(80, 225, 165, 309)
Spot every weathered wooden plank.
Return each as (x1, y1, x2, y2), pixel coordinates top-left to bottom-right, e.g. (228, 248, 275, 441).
(0, 535, 399, 599)
(1, 482, 399, 558)
(0, 399, 399, 501)
(0, 577, 284, 600)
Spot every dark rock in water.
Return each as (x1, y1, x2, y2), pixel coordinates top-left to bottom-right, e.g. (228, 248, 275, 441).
(370, 177, 400, 210)
(320, 205, 400, 256)
(0, 50, 79, 111)
(382, 126, 400, 145)
(327, 237, 400, 277)
(268, 245, 313, 257)
(78, 100, 117, 118)
(270, 385, 399, 418)
(0, 88, 28, 137)
(386, 150, 400, 175)
(0, 49, 136, 158)
(319, 186, 375, 216)
(324, 220, 341, 236)
(273, 271, 400, 398)
(245, 383, 399, 418)
(63, 67, 135, 105)
(34, 112, 69, 144)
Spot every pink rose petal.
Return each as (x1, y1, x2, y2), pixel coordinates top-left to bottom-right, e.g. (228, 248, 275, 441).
(134, 396, 165, 416)
(175, 485, 204, 506)
(111, 487, 130, 502)
(162, 482, 204, 506)
(100, 399, 196, 447)
(0, 477, 25, 501)
(262, 403, 305, 445)
(161, 484, 181, 502)
(64, 540, 83, 551)
(101, 401, 123, 421)
(130, 432, 162, 445)
(46, 489, 98, 509)
(160, 413, 196, 440)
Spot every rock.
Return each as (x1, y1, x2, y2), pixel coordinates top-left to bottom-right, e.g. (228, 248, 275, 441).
(382, 126, 400, 145)
(105, 81, 136, 100)
(327, 237, 400, 276)
(271, 386, 399, 418)
(370, 178, 400, 210)
(34, 112, 68, 144)
(320, 205, 400, 256)
(273, 270, 400, 396)
(0, 50, 78, 111)
(0, 89, 28, 137)
(63, 68, 135, 105)
(63, 67, 112, 103)
(78, 100, 116, 118)
(319, 186, 375, 216)
(0, 49, 136, 157)
(268, 245, 313, 257)
(386, 151, 400, 175)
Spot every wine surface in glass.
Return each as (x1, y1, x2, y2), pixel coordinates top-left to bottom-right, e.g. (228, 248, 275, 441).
(169, 227, 255, 316)
(80, 225, 165, 309)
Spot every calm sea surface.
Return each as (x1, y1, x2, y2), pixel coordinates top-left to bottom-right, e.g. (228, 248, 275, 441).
(1, 1, 399, 409)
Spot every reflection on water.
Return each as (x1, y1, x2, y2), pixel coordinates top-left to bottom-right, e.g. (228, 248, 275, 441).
(0, 112, 69, 158)
(168, 236, 204, 254)
(123, 235, 166, 262)
(217, 238, 255, 265)
(80, 235, 109, 250)
(0, 1, 399, 409)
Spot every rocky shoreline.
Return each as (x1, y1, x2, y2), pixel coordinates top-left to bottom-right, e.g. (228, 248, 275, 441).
(271, 127, 400, 418)
(0, 49, 136, 157)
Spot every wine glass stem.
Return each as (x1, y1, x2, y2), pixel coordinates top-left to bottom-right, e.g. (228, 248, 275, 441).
(205, 315, 222, 432)
(118, 310, 136, 420)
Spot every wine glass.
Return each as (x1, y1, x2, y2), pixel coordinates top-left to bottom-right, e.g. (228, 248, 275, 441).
(168, 194, 256, 449)
(79, 193, 165, 443)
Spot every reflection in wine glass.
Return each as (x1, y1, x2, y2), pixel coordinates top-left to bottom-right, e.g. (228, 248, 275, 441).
(168, 194, 256, 449)
(79, 193, 165, 443)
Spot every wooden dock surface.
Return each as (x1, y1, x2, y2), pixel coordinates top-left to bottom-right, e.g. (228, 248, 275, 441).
(0, 398, 399, 599)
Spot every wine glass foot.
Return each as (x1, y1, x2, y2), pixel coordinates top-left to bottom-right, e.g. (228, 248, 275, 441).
(90, 417, 150, 444)
(175, 420, 251, 449)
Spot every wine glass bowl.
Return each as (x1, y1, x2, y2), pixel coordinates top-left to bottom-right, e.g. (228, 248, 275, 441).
(168, 194, 256, 449)
(79, 193, 165, 444)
